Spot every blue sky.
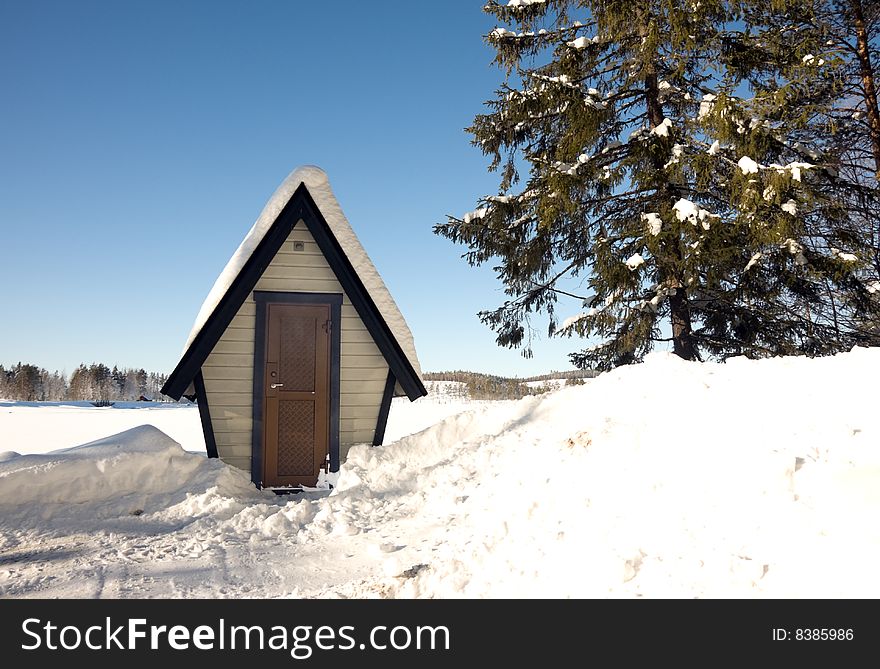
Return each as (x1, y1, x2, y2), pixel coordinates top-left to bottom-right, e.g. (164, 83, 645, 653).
(0, 0, 590, 378)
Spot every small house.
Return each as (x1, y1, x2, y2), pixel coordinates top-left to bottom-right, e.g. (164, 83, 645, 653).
(162, 166, 426, 489)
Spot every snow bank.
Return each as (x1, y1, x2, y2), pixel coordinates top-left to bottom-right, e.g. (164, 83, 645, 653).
(0, 402, 204, 455)
(2, 350, 879, 598)
(335, 348, 880, 598)
(0, 425, 263, 524)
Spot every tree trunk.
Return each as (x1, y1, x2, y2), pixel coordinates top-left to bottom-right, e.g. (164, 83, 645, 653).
(850, 0, 880, 178)
(645, 71, 699, 360)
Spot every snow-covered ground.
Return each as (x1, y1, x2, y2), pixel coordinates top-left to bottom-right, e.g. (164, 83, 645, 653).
(1, 349, 879, 598)
(523, 378, 567, 390)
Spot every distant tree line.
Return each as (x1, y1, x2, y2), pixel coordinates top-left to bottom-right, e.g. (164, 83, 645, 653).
(0, 362, 170, 402)
(423, 370, 588, 400)
(520, 369, 599, 382)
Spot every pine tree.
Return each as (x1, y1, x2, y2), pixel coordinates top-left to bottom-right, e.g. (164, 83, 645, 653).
(825, 0, 880, 178)
(702, 0, 880, 353)
(11, 363, 41, 401)
(732, 0, 880, 342)
(814, 0, 880, 317)
(436, 0, 880, 370)
(67, 364, 90, 400)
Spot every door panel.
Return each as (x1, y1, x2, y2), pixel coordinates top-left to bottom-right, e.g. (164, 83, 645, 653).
(262, 303, 330, 487)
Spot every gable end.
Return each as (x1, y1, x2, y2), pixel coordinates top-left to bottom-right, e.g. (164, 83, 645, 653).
(162, 183, 427, 402)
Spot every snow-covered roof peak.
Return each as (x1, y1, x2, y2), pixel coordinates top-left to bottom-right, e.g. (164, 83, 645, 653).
(180, 165, 423, 384)
(278, 164, 330, 192)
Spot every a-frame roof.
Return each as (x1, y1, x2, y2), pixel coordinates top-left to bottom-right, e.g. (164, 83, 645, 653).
(162, 166, 426, 401)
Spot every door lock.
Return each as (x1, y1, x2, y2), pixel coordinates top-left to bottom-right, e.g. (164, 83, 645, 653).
(270, 383, 284, 389)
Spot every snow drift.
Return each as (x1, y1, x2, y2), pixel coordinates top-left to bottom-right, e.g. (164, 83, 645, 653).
(354, 348, 880, 597)
(0, 425, 263, 524)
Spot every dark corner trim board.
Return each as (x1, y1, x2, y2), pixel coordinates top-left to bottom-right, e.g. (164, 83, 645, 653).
(373, 370, 396, 447)
(251, 291, 342, 487)
(161, 182, 426, 403)
(193, 371, 218, 459)
(251, 300, 268, 488)
(328, 299, 342, 473)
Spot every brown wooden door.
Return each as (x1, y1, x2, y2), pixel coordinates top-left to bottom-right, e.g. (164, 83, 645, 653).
(262, 303, 330, 487)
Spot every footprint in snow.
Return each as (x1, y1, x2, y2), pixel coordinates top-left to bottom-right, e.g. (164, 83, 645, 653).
(368, 542, 405, 557)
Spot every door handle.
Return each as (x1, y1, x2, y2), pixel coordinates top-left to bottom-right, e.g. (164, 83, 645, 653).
(270, 383, 284, 389)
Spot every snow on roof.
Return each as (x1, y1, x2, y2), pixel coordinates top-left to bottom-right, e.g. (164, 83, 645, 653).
(185, 165, 422, 378)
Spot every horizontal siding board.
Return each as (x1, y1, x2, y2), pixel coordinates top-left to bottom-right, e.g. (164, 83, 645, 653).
(340, 382, 386, 396)
(340, 398, 384, 411)
(214, 434, 252, 445)
(216, 444, 254, 457)
(281, 246, 321, 257)
(214, 434, 252, 443)
(288, 227, 319, 241)
(260, 263, 339, 282)
(208, 414, 251, 423)
(204, 379, 252, 394)
(205, 405, 251, 414)
(263, 260, 342, 280)
(211, 402, 251, 411)
(340, 417, 380, 433)
(216, 442, 250, 455)
(340, 329, 376, 344)
(213, 430, 252, 438)
(200, 367, 253, 381)
(341, 430, 375, 445)
(219, 456, 251, 472)
(220, 328, 254, 342)
(254, 277, 347, 292)
(211, 421, 252, 432)
(272, 250, 331, 264)
(340, 367, 390, 382)
(202, 353, 252, 368)
(226, 315, 256, 332)
(211, 424, 251, 434)
(213, 420, 251, 433)
(341, 342, 382, 356)
(341, 355, 389, 369)
(341, 405, 381, 420)
(212, 340, 254, 355)
(340, 378, 387, 395)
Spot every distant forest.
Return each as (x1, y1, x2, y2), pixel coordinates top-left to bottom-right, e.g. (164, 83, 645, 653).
(0, 363, 170, 402)
(423, 369, 596, 401)
(1, 362, 598, 403)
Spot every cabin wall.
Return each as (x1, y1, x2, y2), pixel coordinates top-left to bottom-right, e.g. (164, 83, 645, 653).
(200, 220, 389, 474)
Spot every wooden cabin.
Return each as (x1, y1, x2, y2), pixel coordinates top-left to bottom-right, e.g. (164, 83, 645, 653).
(162, 166, 426, 489)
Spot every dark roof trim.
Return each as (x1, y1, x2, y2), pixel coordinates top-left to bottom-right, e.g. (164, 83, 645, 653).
(296, 188, 426, 401)
(193, 371, 218, 459)
(161, 182, 426, 402)
(372, 370, 396, 447)
(162, 184, 306, 399)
